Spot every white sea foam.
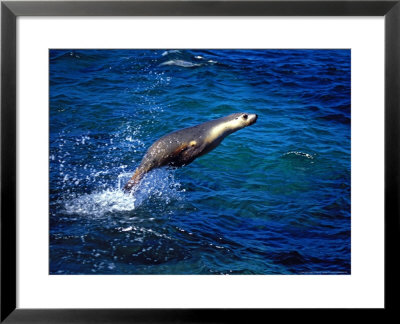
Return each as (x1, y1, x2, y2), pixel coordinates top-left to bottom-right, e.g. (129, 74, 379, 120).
(63, 188, 138, 216)
(63, 168, 184, 217)
(283, 151, 314, 159)
(159, 60, 202, 68)
(161, 50, 181, 56)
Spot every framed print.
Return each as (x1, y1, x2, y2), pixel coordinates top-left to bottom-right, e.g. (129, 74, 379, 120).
(1, 0, 399, 322)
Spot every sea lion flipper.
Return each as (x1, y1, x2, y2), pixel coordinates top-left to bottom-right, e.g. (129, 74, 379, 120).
(169, 141, 200, 166)
(122, 168, 145, 192)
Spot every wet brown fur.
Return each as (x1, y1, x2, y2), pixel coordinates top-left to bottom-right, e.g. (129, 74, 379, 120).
(123, 113, 257, 193)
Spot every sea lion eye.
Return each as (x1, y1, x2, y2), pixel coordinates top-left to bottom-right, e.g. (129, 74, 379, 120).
(243, 114, 248, 120)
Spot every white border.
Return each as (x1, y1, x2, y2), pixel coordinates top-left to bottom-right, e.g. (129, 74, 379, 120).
(17, 17, 384, 308)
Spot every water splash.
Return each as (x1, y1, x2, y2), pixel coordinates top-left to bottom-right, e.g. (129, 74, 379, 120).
(63, 168, 184, 218)
(64, 188, 138, 216)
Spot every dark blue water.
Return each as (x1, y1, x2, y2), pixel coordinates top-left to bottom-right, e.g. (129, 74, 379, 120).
(49, 49, 350, 275)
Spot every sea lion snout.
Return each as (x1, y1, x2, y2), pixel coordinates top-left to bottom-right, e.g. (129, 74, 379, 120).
(248, 113, 258, 125)
(232, 112, 258, 126)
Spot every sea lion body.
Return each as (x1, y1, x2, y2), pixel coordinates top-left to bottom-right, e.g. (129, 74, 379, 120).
(123, 113, 257, 192)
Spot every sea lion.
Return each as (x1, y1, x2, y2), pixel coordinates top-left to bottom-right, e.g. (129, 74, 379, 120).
(123, 112, 258, 192)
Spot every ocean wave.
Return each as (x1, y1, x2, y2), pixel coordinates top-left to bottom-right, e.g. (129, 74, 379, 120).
(159, 59, 202, 68)
(161, 50, 181, 56)
(282, 151, 315, 159)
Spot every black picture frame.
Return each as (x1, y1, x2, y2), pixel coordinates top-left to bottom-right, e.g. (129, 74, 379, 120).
(1, 0, 399, 322)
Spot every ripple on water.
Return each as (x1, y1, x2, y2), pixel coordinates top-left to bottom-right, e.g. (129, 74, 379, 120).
(282, 151, 315, 160)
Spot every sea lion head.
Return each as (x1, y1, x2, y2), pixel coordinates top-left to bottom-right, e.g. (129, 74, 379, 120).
(227, 112, 258, 129)
(206, 112, 258, 144)
(228, 113, 258, 127)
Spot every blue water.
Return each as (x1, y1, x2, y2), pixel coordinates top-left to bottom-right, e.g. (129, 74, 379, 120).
(49, 49, 350, 275)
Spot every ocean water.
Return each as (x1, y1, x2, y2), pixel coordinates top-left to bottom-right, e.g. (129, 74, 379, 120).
(49, 49, 351, 275)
